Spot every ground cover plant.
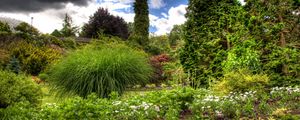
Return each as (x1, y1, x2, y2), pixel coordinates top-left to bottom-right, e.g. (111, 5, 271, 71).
(1, 86, 299, 119)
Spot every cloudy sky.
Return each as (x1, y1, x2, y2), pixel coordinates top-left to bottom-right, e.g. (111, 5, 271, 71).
(0, 0, 244, 35)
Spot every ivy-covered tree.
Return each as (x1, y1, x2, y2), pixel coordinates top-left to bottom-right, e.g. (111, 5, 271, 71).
(245, 0, 300, 86)
(180, 0, 245, 88)
(81, 8, 129, 39)
(132, 0, 149, 46)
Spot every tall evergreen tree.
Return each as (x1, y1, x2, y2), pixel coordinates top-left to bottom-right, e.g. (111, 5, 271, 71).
(60, 14, 78, 37)
(245, 0, 300, 86)
(133, 0, 149, 46)
(180, 0, 244, 88)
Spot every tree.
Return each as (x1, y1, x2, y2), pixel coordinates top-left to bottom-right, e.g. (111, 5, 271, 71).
(81, 8, 129, 39)
(245, 0, 300, 86)
(132, 0, 149, 46)
(60, 14, 78, 37)
(51, 29, 63, 37)
(169, 25, 184, 47)
(180, 0, 244, 88)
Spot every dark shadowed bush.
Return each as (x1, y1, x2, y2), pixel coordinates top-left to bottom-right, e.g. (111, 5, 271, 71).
(0, 70, 42, 108)
(48, 43, 153, 98)
(81, 8, 129, 39)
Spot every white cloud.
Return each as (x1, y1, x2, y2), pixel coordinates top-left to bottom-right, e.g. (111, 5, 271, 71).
(152, 4, 187, 35)
(150, 0, 165, 9)
(0, 0, 135, 33)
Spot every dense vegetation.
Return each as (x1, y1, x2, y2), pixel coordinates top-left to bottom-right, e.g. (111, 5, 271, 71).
(47, 41, 153, 98)
(0, 0, 299, 119)
(81, 8, 129, 39)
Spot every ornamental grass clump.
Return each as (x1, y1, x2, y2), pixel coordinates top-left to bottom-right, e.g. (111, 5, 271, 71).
(48, 43, 153, 98)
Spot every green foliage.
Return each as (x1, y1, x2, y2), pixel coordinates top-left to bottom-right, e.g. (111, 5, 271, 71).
(0, 70, 42, 108)
(47, 42, 153, 98)
(62, 37, 76, 49)
(213, 69, 269, 95)
(38, 73, 49, 81)
(180, 0, 244, 88)
(222, 40, 262, 73)
(51, 29, 62, 37)
(60, 14, 78, 37)
(15, 22, 39, 36)
(39, 34, 65, 47)
(143, 35, 170, 55)
(2, 86, 299, 119)
(0, 21, 11, 33)
(133, 0, 149, 46)
(6, 56, 20, 74)
(9, 41, 61, 75)
(169, 25, 184, 47)
(245, 0, 300, 87)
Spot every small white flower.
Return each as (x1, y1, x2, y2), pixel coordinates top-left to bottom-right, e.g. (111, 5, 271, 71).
(154, 106, 160, 112)
(130, 106, 138, 110)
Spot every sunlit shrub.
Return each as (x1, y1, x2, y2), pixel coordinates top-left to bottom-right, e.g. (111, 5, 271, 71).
(9, 41, 61, 75)
(0, 70, 42, 108)
(47, 42, 153, 98)
(213, 69, 269, 95)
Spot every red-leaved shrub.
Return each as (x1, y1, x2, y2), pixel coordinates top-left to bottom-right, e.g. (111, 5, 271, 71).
(149, 54, 171, 85)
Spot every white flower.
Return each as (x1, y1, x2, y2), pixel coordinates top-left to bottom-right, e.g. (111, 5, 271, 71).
(154, 106, 160, 112)
(112, 101, 122, 106)
(130, 106, 138, 110)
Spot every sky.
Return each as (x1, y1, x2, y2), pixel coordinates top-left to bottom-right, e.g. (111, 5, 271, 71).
(0, 0, 244, 35)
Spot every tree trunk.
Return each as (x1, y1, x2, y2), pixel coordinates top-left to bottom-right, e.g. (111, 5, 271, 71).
(279, 14, 289, 75)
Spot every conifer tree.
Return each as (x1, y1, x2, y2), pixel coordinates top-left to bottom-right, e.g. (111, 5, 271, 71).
(180, 0, 244, 88)
(133, 0, 149, 46)
(245, 0, 300, 86)
(60, 14, 78, 37)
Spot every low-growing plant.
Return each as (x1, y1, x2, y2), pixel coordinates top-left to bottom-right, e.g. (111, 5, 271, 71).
(0, 70, 42, 108)
(213, 68, 269, 95)
(47, 42, 153, 98)
(62, 37, 76, 49)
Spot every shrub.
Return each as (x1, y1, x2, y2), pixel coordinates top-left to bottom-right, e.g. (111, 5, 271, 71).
(62, 37, 76, 49)
(47, 43, 153, 98)
(0, 21, 11, 33)
(0, 70, 42, 108)
(149, 54, 171, 85)
(0, 49, 9, 70)
(213, 69, 269, 95)
(9, 41, 62, 75)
